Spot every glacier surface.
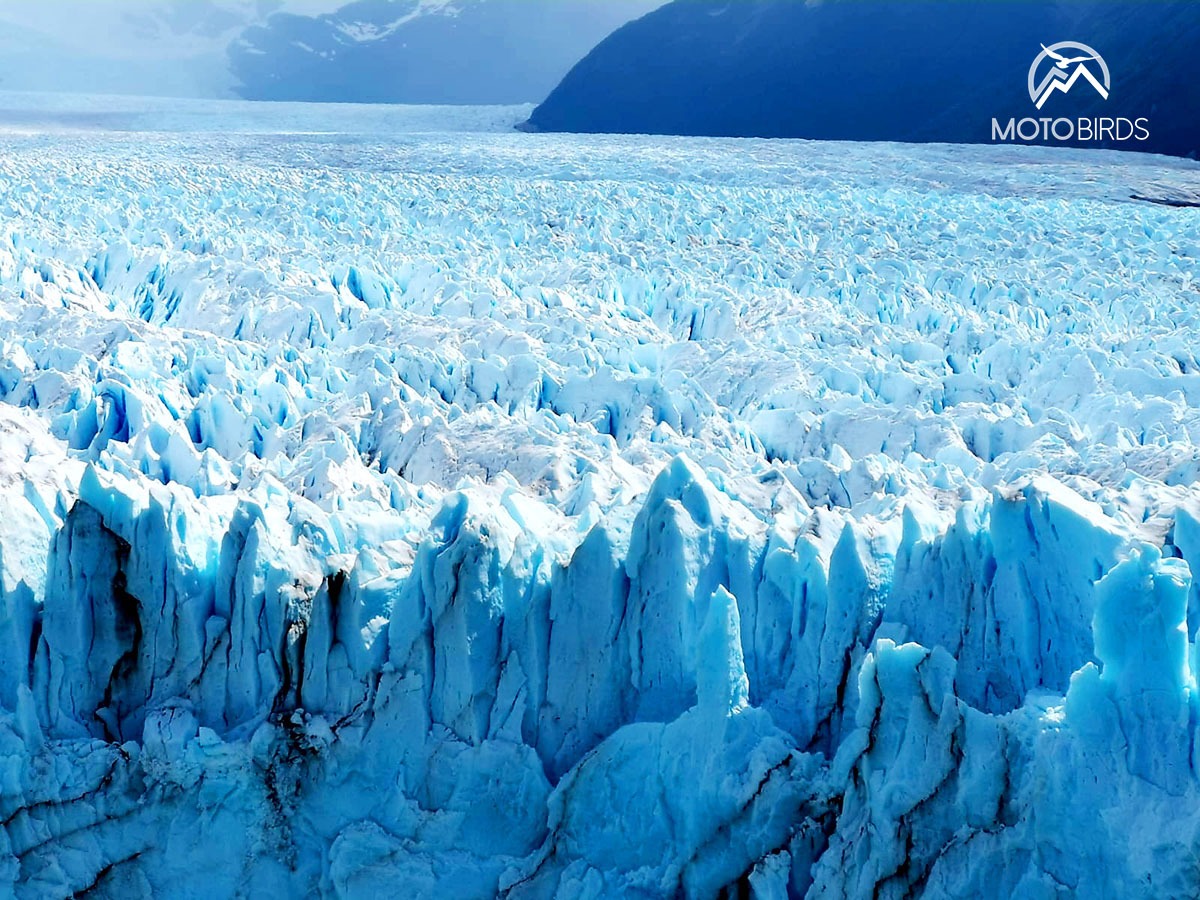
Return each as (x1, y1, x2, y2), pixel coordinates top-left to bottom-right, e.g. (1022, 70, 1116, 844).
(0, 97, 1199, 897)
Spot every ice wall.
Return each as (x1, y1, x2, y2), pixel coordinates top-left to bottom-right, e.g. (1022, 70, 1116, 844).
(0, 121, 1198, 897)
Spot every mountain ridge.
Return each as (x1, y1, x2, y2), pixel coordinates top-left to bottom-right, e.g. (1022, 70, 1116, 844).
(231, 0, 665, 105)
(528, 0, 1200, 158)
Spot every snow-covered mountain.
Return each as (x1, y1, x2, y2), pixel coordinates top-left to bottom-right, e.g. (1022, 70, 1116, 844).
(0, 0, 661, 103)
(528, 0, 1200, 158)
(230, 0, 665, 104)
(2, 95, 1200, 896)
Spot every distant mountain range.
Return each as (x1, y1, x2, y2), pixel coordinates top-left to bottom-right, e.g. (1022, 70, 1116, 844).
(230, 0, 664, 104)
(0, 0, 662, 104)
(527, 0, 1200, 158)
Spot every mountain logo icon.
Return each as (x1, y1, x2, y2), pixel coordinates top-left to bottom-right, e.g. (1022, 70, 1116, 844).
(1028, 41, 1110, 109)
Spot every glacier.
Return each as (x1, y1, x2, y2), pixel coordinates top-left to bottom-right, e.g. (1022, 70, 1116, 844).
(0, 95, 1199, 897)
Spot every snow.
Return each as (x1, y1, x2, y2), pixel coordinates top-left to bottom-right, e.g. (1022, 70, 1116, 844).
(335, 1, 461, 43)
(0, 94, 1199, 897)
(0, 90, 534, 136)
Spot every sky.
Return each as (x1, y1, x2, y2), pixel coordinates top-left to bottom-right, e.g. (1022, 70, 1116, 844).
(0, 1, 301, 96)
(0, 0, 659, 100)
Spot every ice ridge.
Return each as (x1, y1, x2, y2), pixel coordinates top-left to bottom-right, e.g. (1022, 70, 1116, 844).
(0, 120, 1198, 897)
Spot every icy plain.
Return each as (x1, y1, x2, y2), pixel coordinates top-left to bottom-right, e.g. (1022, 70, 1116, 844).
(0, 94, 1199, 898)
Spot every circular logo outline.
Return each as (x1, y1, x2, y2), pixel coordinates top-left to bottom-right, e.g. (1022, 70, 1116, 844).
(1028, 41, 1111, 108)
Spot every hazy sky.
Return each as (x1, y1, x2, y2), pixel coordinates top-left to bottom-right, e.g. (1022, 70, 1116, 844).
(0, 1, 302, 95)
(0, 0, 658, 99)
(0, 0, 348, 47)
(0, 1, 343, 56)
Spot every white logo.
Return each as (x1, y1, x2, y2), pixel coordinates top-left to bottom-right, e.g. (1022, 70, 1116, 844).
(1028, 41, 1110, 109)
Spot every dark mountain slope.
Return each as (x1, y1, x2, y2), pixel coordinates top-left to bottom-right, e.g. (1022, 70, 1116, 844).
(528, 0, 1200, 157)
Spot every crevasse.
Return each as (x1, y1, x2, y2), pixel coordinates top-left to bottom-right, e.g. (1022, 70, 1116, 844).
(0, 114, 1199, 898)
